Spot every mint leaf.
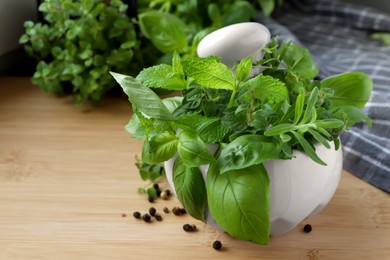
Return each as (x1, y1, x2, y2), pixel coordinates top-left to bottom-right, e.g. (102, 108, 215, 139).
(176, 114, 229, 143)
(173, 157, 207, 221)
(243, 74, 288, 104)
(207, 162, 270, 244)
(182, 57, 236, 90)
(110, 72, 173, 121)
(136, 64, 186, 90)
(236, 55, 252, 82)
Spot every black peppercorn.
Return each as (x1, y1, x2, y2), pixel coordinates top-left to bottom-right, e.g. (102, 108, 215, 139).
(148, 195, 154, 203)
(303, 224, 312, 233)
(212, 240, 222, 250)
(165, 189, 171, 196)
(172, 207, 181, 216)
(142, 213, 151, 222)
(153, 183, 159, 190)
(155, 214, 163, 221)
(163, 207, 170, 213)
(179, 208, 187, 214)
(133, 211, 141, 219)
(149, 207, 156, 217)
(183, 224, 193, 232)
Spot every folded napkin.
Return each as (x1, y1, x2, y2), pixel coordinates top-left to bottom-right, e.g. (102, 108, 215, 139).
(258, 0, 390, 192)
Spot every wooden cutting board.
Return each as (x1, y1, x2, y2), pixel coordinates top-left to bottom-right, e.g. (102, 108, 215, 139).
(0, 77, 389, 260)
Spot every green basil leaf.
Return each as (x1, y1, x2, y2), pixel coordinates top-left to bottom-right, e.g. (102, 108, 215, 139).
(207, 163, 270, 244)
(321, 72, 373, 109)
(173, 157, 206, 221)
(283, 44, 319, 79)
(110, 72, 173, 121)
(243, 74, 288, 104)
(138, 11, 188, 54)
(136, 64, 186, 90)
(290, 131, 327, 166)
(182, 57, 236, 90)
(332, 105, 372, 128)
(178, 131, 215, 167)
(217, 135, 282, 173)
(264, 123, 298, 136)
(236, 55, 252, 82)
(124, 115, 146, 140)
(142, 132, 178, 164)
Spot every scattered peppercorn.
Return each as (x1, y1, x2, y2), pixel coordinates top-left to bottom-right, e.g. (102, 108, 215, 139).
(153, 183, 159, 190)
(121, 213, 127, 218)
(142, 213, 152, 223)
(163, 207, 170, 214)
(212, 240, 222, 250)
(155, 214, 163, 221)
(303, 224, 312, 233)
(183, 224, 192, 232)
(160, 191, 168, 200)
(133, 211, 141, 219)
(149, 207, 156, 217)
(172, 207, 181, 216)
(179, 208, 187, 214)
(191, 224, 197, 231)
(165, 189, 171, 196)
(148, 195, 155, 203)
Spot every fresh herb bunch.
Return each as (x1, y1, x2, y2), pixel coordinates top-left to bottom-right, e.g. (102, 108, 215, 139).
(112, 38, 372, 244)
(20, 0, 282, 105)
(19, 0, 146, 105)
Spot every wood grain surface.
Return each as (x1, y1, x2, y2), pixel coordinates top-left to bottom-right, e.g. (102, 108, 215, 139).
(0, 77, 389, 260)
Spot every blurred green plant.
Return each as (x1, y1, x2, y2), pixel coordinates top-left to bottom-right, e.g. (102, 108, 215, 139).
(20, 0, 282, 106)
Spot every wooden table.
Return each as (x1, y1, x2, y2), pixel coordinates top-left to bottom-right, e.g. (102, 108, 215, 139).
(0, 77, 389, 260)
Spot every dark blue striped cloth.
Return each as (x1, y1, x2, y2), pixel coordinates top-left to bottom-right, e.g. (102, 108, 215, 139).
(257, 0, 390, 192)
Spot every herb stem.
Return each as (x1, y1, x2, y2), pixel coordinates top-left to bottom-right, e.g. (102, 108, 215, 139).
(228, 89, 238, 108)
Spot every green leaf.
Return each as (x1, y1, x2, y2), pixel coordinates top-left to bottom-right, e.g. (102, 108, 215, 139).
(293, 88, 305, 124)
(300, 87, 319, 124)
(176, 114, 229, 144)
(332, 105, 372, 128)
(221, 108, 248, 132)
(216, 135, 283, 173)
(243, 74, 288, 104)
(264, 123, 298, 136)
(236, 55, 252, 82)
(178, 131, 215, 167)
(207, 163, 270, 244)
(315, 119, 344, 129)
(258, 0, 276, 16)
(142, 132, 178, 164)
(290, 131, 327, 166)
(136, 64, 186, 90)
(283, 44, 319, 79)
(182, 57, 236, 90)
(138, 11, 188, 54)
(173, 157, 206, 221)
(307, 129, 331, 149)
(110, 72, 173, 121)
(321, 72, 373, 109)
